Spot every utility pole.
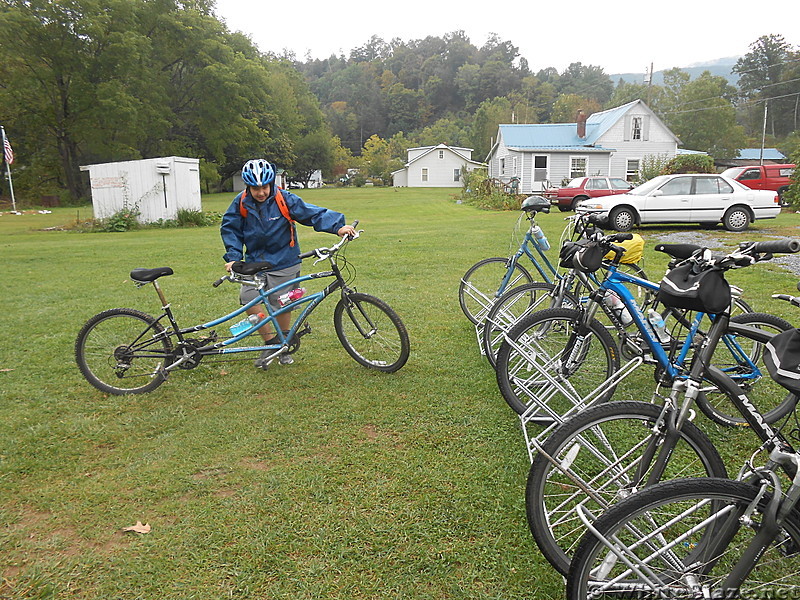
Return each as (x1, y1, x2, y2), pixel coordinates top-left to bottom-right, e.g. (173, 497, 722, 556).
(760, 100, 768, 166)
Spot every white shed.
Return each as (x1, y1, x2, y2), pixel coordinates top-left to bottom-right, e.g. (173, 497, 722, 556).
(81, 156, 201, 223)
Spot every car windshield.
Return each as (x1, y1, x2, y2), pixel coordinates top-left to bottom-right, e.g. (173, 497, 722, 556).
(628, 175, 669, 196)
(721, 167, 745, 179)
(565, 178, 585, 188)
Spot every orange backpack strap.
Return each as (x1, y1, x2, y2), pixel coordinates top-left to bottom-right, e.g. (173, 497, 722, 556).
(274, 188, 296, 247)
(237, 189, 295, 247)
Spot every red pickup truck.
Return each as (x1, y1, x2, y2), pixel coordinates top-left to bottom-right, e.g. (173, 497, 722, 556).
(721, 163, 795, 202)
(545, 176, 634, 212)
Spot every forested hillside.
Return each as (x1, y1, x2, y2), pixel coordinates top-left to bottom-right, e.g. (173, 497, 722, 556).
(0, 0, 798, 202)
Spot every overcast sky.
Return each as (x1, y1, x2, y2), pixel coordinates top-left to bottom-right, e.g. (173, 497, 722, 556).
(213, 0, 797, 75)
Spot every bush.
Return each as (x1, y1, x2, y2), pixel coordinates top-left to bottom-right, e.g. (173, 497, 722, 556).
(460, 169, 520, 210)
(784, 148, 800, 208)
(662, 154, 715, 175)
(638, 153, 670, 182)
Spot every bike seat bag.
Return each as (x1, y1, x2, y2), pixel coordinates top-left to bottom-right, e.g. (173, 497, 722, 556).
(657, 262, 731, 314)
(559, 239, 603, 273)
(764, 328, 800, 395)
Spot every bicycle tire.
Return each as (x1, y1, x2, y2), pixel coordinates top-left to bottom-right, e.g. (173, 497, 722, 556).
(75, 307, 173, 395)
(526, 400, 727, 576)
(695, 312, 798, 426)
(481, 282, 578, 369)
(494, 307, 619, 416)
(567, 477, 800, 599)
(334, 292, 410, 373)
(458, 257, 534, 325)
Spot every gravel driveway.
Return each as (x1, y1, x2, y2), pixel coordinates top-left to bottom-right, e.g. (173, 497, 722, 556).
(652, 230, 800, 279)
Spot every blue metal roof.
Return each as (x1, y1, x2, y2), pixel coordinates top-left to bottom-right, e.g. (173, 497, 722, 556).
(499, 100, 641, 151)
(736, 148, 786, 160)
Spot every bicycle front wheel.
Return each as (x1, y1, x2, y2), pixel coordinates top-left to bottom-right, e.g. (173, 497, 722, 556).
(75, 308, 173, 395)
(567, 478, 800, 600)
(526, 400, 727, 576)
(494, 307, 619, 416)
(696, 312, 797, 426)
(334, 293, 410, 373)
(481, 282, 578, 369)
(458, 257, 533, 325)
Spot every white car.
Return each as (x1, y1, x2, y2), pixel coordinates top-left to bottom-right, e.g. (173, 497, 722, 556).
(576, 174, 782, 232)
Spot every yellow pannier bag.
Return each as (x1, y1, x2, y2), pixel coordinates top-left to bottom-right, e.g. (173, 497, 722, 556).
(604, 233, 644, 264)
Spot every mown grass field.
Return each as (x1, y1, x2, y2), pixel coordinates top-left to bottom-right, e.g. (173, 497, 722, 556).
(1, 187, 799, 599)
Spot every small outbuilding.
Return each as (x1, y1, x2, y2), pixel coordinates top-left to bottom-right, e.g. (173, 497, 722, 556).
(81, 156, 201, 223)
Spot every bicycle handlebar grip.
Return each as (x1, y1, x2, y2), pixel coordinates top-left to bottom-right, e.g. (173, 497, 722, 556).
(654, 243, 703, 259)
(746, 239, 800, 254)
(298, 250, 317, 260)
(212, 276, 227, 287)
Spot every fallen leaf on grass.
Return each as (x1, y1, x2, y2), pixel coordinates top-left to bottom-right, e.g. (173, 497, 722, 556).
(122, 521, 151, 534)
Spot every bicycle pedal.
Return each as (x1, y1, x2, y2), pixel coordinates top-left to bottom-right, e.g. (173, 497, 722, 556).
(297, 323, 312, 337)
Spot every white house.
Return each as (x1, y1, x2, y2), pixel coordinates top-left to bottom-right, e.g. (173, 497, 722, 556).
(486, 100, 681, 193)
(80, 156, 201, 223)
(392, 143, 486, 187)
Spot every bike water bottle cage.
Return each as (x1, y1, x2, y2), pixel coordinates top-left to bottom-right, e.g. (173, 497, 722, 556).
(237, 188, 296, 247)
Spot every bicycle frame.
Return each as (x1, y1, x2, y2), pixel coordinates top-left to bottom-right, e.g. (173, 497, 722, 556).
(140, 250, 352, 371)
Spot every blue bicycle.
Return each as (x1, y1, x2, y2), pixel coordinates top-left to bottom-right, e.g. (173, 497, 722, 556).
(75, 225, 410, 394)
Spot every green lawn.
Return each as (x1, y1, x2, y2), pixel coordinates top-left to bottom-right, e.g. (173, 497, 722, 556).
(1, 188, 798, 599)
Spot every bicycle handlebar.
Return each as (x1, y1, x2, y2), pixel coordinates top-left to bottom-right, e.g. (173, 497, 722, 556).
(741, 239, 800, 255)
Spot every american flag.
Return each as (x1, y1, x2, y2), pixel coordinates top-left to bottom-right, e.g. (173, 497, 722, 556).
(3, 131, 13, 165)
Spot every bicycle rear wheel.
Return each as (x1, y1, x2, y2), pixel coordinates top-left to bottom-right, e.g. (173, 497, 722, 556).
(481, 282, 578, 369)
(334, 292, 410, 373)
(494, 307, 619, 416)
(458, 257, 534, 324)
(696, 312, 797, 426)
(567, 478, 800, 599)
(75, 307, 173, 395)
(526, 400, 727, 575)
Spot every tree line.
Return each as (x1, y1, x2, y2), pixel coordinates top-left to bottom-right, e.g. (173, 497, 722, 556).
(0, 0, 798, 203)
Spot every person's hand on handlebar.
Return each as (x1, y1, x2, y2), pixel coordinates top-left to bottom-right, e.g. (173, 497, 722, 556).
(338, 225, 357, 238)
(224, 260, 236, 273)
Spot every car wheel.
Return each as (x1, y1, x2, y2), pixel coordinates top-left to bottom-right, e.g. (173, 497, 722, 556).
(570, 196, 588, 211)
(608, 207, 635, 232)
(722, 206, 751, 232)
(778, 186, 789, 206)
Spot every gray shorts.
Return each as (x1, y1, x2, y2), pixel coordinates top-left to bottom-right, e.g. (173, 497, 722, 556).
(239, 266, 301, 310)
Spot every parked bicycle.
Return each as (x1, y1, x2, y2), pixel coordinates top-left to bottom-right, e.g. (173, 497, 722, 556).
(75, 225, 410, 394)
(521, 240, 799, 575)
(567, 283, 800, 599)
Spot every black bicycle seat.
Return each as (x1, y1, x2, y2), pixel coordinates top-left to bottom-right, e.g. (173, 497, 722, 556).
(231, 261, 273, 276)
(130, 267, 174, 282)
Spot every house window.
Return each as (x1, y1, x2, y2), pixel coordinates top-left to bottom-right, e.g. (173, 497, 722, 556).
(533, 155, 548, 182)
(513, 157, 518, 176)
(453, 168, 460, 182)
(631, 117, 643, 140)
(626, 159, 640, 181)
(439, 150, 444, 159)
(499, 158, 505, 175)
(422, 168, 428, 182)
(570, 157, 587, 179)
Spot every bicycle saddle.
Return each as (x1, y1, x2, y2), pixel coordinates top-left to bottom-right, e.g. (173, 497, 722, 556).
(130, 267, 174, 282)
(654, 244, 703, 260)
(231, 261, 273, 276)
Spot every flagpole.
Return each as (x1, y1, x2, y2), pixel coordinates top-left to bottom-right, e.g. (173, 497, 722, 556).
(1, 127, 17, 213)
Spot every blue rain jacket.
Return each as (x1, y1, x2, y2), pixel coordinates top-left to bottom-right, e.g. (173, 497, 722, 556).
(220, 188, 346, 270)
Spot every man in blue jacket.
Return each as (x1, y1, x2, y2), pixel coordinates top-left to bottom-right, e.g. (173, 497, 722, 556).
(221, 159, 355, 369)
